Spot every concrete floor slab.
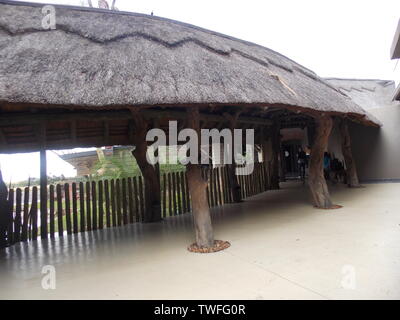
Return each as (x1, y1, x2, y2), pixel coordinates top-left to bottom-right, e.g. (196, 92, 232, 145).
(0, 182, 399, 299)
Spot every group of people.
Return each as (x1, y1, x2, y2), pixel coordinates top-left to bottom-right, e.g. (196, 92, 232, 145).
(323, 152, 346, 183)
(296, 147, 346, 183)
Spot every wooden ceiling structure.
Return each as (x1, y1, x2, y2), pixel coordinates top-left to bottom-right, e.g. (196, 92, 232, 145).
(0, 103, 315, 154)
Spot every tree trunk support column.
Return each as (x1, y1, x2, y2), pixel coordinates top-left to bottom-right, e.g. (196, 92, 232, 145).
(308, 115, 339, 209)
(261, 127, 272, 190)
(186, 107, 230, 253)
(339, 119, 361, 188)
(130, 109, 161, 223)
(270, 123, 280, 190)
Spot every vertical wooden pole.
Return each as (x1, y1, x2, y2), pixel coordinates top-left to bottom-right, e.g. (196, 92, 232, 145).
(270, 123, 280, 189)
(64, 183, 72, 235)
(91, 181, 97, 230)
(31, 187, 38, 240)
(98, 180, 104, 229)
(21, 187, 29, 242)
(14, 188, 22, 243)
(56, 184, 63, 237)
(339, 119, 360, 187)
(127, 178, 134, 223)
(7, 188, 14, 245)
(132, 177, 140, 222)
(0, 169, 11, 247)
(138, 176, 145, 222)
(161, 174, 167, 217)
(79, 182, 85, 232)
(185, 171, 191, 212)
(116, 179, 122, 226)
(72, 183, 78, 233)
(85, 181, 92, 231)
(122, 178, 128, 224)
(176, 172, 182, 215)
(209, 168, 214, 207)
(172, 172, 177, 215)
(40, 149, 48, 239)
(167, 173, 172, 217)
(110, 179, 117, 226)
(186, 107, 214, 248)
(130, 109, 161, 223)
(180, 171, 187, 213)
(104, 179, 111, 227)
(49, 185, 55, 237)
(227, 164, 242, 202)
(309, 116, 335, 209)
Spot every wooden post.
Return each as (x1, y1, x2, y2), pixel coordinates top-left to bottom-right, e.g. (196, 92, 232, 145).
(186, 107, 214, 248)
(339, 119, 361, 187)
(308, 115, 335, 208)
(21, 187, 29, 241)
(130, 109, 161, 223)
(40, 149, 48, 239)
(225, 111, 242, 203)
(261, 127, 272, 190)
(0, 169, 11, 248)
(31, 187, 38, 240)
(270, 123, 280, 189)
(154, 120, 161, 187)
(280, 143, 286, 182)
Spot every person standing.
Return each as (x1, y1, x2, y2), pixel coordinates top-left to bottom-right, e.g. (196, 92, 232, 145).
(323, 152, 331, 181)
(297, 147, 307, 181)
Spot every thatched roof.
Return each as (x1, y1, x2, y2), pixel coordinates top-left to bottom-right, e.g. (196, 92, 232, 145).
(0, 1, 380, 126)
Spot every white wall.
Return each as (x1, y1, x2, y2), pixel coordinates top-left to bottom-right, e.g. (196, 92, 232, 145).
(349, 105, 400, 181)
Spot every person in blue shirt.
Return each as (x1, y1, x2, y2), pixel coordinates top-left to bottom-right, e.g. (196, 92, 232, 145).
(323, 152, 331, 181)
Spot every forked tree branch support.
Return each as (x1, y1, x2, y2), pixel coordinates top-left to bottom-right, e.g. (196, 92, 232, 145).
(308, 115, 335, 209)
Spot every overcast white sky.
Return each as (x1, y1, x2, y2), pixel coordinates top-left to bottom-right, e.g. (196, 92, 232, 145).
(1, 0, 399, 183)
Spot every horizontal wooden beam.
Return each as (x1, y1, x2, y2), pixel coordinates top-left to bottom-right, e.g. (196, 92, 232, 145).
(0, 110, 131, 126)
(0, 109, 274, 154)
(0, 109, 273, 127)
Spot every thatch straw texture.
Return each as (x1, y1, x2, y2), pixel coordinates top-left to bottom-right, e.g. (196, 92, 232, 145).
(0, 1, 380, 126)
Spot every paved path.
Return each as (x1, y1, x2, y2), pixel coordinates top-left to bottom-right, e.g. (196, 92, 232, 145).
(1, 182, 399, 299)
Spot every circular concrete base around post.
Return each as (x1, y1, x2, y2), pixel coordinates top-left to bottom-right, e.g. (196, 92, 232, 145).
(313, 204, 343, 210)
(187, 240, 231, 253)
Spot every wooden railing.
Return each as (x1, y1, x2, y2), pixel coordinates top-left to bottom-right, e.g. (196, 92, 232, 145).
(4, 162, 270, 245)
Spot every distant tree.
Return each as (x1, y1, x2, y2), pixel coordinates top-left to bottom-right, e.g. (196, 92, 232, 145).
(91, 149, 141, 180)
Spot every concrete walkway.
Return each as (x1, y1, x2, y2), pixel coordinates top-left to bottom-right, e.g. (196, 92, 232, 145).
(1, 182, 399, 299)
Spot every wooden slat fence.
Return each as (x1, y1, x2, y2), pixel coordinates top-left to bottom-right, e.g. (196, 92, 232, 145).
(5, 162, 270, 244)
